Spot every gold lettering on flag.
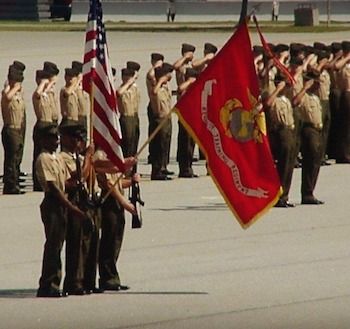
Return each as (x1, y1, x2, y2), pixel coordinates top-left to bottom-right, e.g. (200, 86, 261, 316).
(201, 80, 268, 199)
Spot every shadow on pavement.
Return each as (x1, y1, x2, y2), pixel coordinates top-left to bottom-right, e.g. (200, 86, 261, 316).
(106, 291, 208, 295)
(152, 203, 226, 212)
(0, 289, 37, 299)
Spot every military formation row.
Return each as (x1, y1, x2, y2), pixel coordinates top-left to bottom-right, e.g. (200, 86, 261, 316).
(256, 40, 350, 207)
(1, 39, 349, 196)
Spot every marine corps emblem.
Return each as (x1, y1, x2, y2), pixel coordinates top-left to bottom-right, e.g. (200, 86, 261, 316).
(220, 88, 266, 143)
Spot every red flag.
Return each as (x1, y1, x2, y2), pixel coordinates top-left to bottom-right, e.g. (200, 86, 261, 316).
(82, 0, 125, 172)
(175, 21, 281, 228)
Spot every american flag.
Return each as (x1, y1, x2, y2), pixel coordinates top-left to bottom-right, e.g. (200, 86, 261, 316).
(83, 0, 125, 171)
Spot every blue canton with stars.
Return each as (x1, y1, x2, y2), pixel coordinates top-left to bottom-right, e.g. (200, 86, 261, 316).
(88, 0, 107, 65)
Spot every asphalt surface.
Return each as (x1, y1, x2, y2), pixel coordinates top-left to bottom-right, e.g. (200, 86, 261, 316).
(0, 30, 350, 329)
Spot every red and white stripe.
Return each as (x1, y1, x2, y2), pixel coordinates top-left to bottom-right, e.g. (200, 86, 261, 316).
(82, 2, 125, 171)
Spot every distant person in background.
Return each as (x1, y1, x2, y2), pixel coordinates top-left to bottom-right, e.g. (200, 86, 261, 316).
(272, 1, 279, 21)
(167, 0, 176, 22)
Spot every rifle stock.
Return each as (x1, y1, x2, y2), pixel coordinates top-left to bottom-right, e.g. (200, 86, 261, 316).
(129, 180, 144, 229)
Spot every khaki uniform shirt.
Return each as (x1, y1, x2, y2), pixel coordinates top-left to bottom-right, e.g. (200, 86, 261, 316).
(60, 87, 79, 121)
(151, 84, 172, 118)
(93, 149, 123, 194)
(270, 95, 295, 130)
(267, 67, 277, 94)
(317, 70, 331, 101)
(36, 151, 70, 193)
(300, 93, 323, 129)
(47, 88, 59, 122)
(340, 63, 350, 91)
(285, 74, 303, 100)
(32, 92, 53, 122)
(1, 90, 25, 129)
(60, 151, 80, 174)
(176, 63, 191, 87)
(130, 84, 141, 114)
(118, 84, 141, 117)
(76, 88, 90, 118)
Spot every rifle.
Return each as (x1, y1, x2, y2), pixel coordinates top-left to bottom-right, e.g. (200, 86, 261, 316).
(75, 151, 96, 233)
(128, 178, 144, 229)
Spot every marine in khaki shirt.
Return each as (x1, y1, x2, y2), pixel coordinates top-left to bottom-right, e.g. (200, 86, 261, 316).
(126, 61, 142, 115)
(71, 60, 90, 124)
(42, 61, 60, 124)
(36, 125, 86, 298)
(317, 69, 331, 101)
(1, 85, 25, 129)
(93, 148, 137, 291)
(1, 66, 26, 194)
(36, 150, 70, 193)
(173, 43, 196, 90)
(149, 63, 174, 180)
(146, 53, 164, 100)
(299, 92, 323, 129)
(292, 71, 325, 205)
(33, 70, 55, 123)
(60, 68, 80, 123)
(264, 78, 296, 207)
(151, 64, 173, 119)
(117, 68, 137, 117)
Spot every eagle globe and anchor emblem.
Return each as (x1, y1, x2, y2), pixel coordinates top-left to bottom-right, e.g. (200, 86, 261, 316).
(219, 89, 266, 144)
(200, 79, 269, 199)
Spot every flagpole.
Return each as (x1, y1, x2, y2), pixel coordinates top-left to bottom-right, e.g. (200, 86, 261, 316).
(135, 108, 174, 158)
(88, 81, 95, 196)
(239, 0, 248, 24)
(99, 109, 175, 204)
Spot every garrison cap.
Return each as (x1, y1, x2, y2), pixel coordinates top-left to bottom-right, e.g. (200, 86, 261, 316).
(204, 43, 218, 54)
(330, 42, 342, 53)
(154, 67, 164, 80)
(40, 124, 59, 137)
(316, 50, 330, 61)
(65, 68, 80, 77)
(121, 68, 135, 77)
(289, 56, 303, 66)
(151, 53, 164, 62)
(253, 45, 264, 55)
(71, 61, 83, 73)
(342, 41, 350, 52)
(126, 61, 141, 72)
(162, 62, 174, 73)
(59, 122, 86, 139)
(12, 60, 26, 72)
(8, 64, 22, 75)
(313, 42, 327, 50)
(185, 68, 199, 79)
(275, 44, 289, 53)
(181, 43, 196, 54)
(8, 68, 24, 83)
(155, 63, 173, 80)
(303, 45, 315, 55)
(43, 61, 60, 76)
(36, 69, 51, 80)
(290, 43, 304, 56)
(325, 45, 332, 53)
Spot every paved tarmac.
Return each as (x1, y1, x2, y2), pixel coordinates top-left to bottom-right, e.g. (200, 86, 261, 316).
(0, 30, 350, 329)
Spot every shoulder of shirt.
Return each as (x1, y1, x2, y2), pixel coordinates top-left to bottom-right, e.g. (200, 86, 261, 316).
(59, 151, 71, 158)
(38, 151, 55, 161)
